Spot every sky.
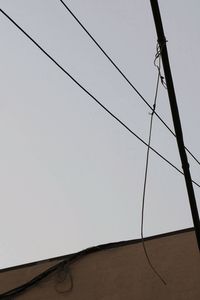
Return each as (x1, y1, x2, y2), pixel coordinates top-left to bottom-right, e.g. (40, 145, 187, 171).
(0, 0, 199, 269)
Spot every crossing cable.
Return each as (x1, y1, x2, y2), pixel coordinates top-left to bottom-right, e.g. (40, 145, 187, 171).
(141, 47, 166, 285)
(58, 0, 200, 167)
(0, 9, 200, 189)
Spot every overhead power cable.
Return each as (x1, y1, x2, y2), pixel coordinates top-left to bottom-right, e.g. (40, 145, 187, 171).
(58, 0, 200, 167)
(0, 9, 200, 189)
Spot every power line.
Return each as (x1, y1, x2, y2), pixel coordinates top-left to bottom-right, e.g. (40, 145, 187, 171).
(0, 9, 200, 189)
(58, 0, 200, 167)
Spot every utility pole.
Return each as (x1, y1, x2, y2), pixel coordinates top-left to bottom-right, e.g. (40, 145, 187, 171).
(150, 0, 200, 251)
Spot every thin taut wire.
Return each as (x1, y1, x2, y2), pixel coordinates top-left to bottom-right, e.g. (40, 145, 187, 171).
(58, 0, 200, 167)
(0, 9, 200, 189)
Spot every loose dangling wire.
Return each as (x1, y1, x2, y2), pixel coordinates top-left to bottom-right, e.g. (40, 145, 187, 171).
(140, 44, 167, 285)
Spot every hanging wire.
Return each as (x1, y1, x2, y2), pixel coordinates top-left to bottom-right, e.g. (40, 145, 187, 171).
(141, 45, 166, 285)
(54, 265, 73, 294)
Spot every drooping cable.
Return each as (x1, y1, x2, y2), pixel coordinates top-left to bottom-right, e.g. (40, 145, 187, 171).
(141, 46, 166, 285)
(0, 228, 194, 298)
(58, 0, 200, 167)
(0, 9, 200, 189)
(0, 233, 172, 298)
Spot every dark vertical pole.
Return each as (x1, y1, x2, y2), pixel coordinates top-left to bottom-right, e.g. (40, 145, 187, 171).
(150, 0, 200, 250)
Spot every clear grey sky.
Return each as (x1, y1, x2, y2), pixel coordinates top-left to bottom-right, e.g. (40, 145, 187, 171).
(0, 0, 199, 268)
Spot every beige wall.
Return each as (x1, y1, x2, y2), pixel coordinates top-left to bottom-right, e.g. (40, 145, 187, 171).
(0, 229, 199, 299)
